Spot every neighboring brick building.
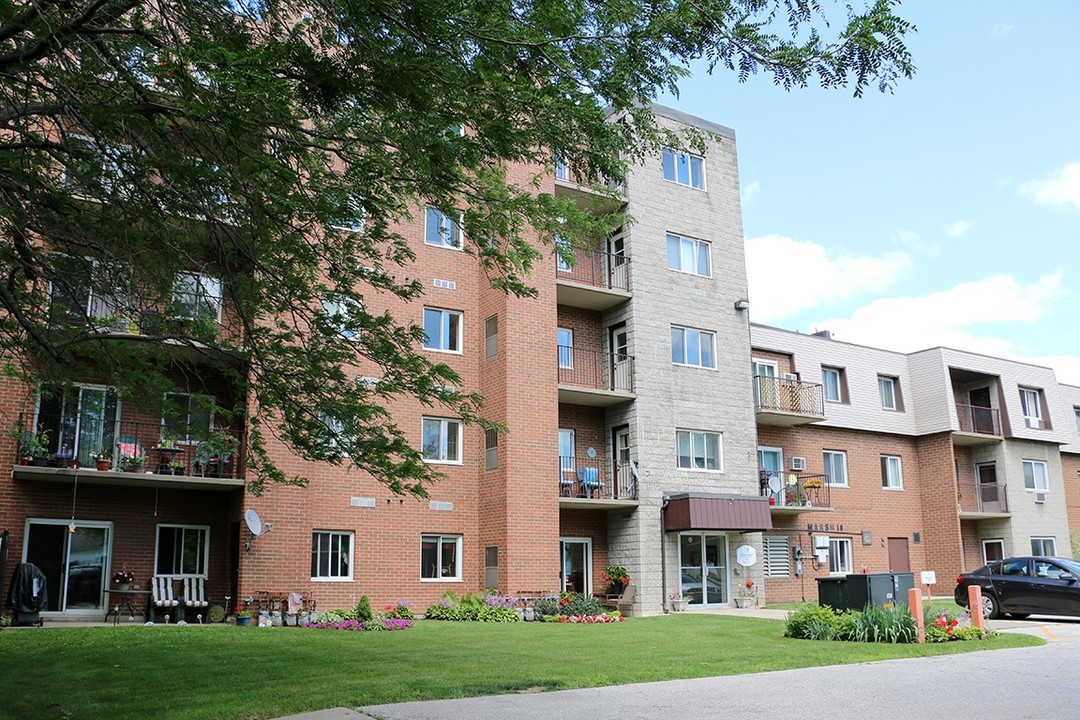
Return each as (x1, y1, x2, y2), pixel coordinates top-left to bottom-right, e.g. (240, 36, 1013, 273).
(750, 324, 1080, 603)
(0, 104, 772, 620)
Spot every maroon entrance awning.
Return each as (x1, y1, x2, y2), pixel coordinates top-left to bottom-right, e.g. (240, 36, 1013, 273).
(663, 493, 773, 532)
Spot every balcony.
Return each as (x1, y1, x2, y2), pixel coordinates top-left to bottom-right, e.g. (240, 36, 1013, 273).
(558, 455, 638, 509)
(556, 248, 631, 310)
(753, 376, 825, 426)
(958, 480, 1010, 519)
(759, 471, 832, 513)
(558, 346, 635, 407)
(953, 403, 1003, 445)
(12, 414, 244, 492)
(553, 161, 625, 215)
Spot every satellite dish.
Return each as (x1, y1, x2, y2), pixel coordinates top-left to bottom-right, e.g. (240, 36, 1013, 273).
(768, 474, 782, 493)
(244, 509, 263, 536)
(586, 447, 597, 459)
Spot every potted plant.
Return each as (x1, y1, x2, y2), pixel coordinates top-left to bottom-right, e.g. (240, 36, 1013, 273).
(735, 578, 756, 608)
(166, 461, 186, 475)
(601, 565, 630, 594)
(93, 452, 113, 472)
(9, 427, 51, 466)
(121, 453, 146, 473)
(235, 608, 252, 627)
(112, 568, 135, 591)
(668, 591, 688, 612)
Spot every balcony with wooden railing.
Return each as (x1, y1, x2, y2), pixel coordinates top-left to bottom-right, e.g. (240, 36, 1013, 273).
(753, 376, 825, 426)
(759, 471, 832, 513)
(953, 403, 1003, 445)
(558, 454, 638, 508)
(556, 247, 631, 310)
(558, 346, 635, 407)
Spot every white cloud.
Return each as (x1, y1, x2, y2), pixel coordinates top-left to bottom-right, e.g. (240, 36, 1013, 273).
(745, 234, 911, 321)
(990, 23, 1015, 36)
(807, 272, 1080, 381)
(891, 230, 939, 257)
(1019, 162, 1080, 209)
(741, 180, 761, 205)
(943, 220, 971, 238)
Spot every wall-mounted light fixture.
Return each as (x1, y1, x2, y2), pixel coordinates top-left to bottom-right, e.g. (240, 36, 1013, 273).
(734, 299, 750, 311)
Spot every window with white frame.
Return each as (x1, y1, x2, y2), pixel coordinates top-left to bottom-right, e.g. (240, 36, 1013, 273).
(661, 147, 705, 189)
(422, 307, 462, 352)
(555, 235, 572, 272)
(1074, 407, 1080, 433)
(1023, 459, 1049, 491)
(162, 392, 213, 443)
(879, 375, 899, 410)
(666, 233, 711, 276)
(422, 417, 462, 463)
(557, 328, 574, 369)
(1020, 387, 1044, 429)
(421, 534, 461, 580)
(155, 524, 209, 577)
(671, 326, 716, 368)
(311, 530, 353, 580)
(763, 536, 791, 577)
(172, 272, 223, 323)
(558, 428, 576, 475)
(63, 136, 136, 198)
(321, 293, 363, 340)
(676, 429, 721, 471)
(425, 207, 462, 249)
(829, 537, 852, 574)
(822, 367, 845, 403)
(880, 454, 903, 489)
(328, 194, 365, 233)
(823, 450, 848, 487)
(1031, 537, 1057, 556)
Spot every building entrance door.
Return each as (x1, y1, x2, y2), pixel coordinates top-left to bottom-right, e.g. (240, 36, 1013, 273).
(560, 538, 591, 595)
(24, 520, 112, 615)
(679, 533, 728, 606)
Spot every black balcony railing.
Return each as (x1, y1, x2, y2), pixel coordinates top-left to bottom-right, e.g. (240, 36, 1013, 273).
(556, 248, 631, 293)
(956, 403, 1001, 436)
(558, 346, 634, 393)
(558, 455, 637, 500)
(14, 412, 243, 480)
(753, 376, 824, 417)
(960, 480, 1009, 513)
(759, 470, 831, 509)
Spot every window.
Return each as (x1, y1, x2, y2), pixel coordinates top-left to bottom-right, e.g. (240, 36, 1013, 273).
(880, 455, 903, 489)
(311, 531, 353, 580)
(823, 450, 848, 487)
(676, 429, 721, 471)
(47, 254, 128, 327)
(822, 367, 845, 403)
(1023, 459, 1049, 491)
(558, 428, 576, 474)
(1031, 537, 1057, 557)
(421, 534, 461, 580)
(321, 293, 362, 340)
(661, 147, 705, 189)
(666, 233, 711, 276)
(425, 207, 462, 249)
(484, 315, 498, 357)
(422, 307, 462, 352)
(484, 428, 498, 470)
(763, 536, 790, 577)
(829, 538, 852, 574)
(63, 136, 135, 198)
(155, 525, 209, 577)
(328, 194, 365, 233)
(555, 235, 572, 272)
(1020, 387, 1044, 429)
(879, 376, 899, 410)
(557, 328, 574, 369)
(422, 417, 462, 463)
(671, 326, 716, 368)
(554, 152, 569, 181)
(318, 411, 349, 457)
(1074, 407, 1080, 433)
(162, 392, 213, 443)
(172, 272, 223, 323)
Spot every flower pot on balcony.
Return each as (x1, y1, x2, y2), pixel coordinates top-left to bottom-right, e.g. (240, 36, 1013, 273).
(96, 459, 111, 472)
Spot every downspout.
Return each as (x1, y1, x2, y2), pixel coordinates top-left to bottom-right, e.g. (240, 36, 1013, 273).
(660, 495, 670, 614)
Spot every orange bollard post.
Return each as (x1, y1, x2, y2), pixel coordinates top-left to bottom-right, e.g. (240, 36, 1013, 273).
(967, 585, 985, 632)
(908, 587, 925, 644)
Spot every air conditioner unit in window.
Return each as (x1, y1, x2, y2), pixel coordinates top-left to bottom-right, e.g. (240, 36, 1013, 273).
(1034, 491, 1047, 504)
(782, 372, 799, 381)
(790, 457, 806, 471)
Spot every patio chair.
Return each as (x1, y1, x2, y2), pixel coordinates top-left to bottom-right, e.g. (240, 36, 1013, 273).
(579, 467, 602, 498)
(115, 435, 144, 471)
(615, 584, 636, 617)
(151, 575, 180, 623)
(559, 472, 575, 496)
(183, 577, 210, 623)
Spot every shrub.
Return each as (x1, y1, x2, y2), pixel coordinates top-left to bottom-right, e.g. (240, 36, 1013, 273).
(557, 591, 602, 617)
(533, 597, 560, 617)
(783, 603, 842, 640)
(424, 591, 521, 622)
(354, 595, 373, 622)
(846, 604, 916, 643)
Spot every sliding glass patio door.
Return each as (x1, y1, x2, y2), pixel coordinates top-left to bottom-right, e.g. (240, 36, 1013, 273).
(24, 520, 112, 615)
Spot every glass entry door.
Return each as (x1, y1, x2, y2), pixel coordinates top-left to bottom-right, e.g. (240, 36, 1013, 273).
(679, 533, 729, 606)
(560, 538, 591, 595)
(24, 520, 112, 614)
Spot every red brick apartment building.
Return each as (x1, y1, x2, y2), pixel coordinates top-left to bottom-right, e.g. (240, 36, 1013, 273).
(750, 324, 1080, 604)
(1, 104, 774, 620)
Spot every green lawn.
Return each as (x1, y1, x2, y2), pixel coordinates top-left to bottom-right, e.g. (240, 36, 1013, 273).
(1, 615, 1041, 720)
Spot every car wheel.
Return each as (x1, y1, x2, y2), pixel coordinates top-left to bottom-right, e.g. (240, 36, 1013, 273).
(982, 592, 1001, 620)
(1008, 613, 1029, 620)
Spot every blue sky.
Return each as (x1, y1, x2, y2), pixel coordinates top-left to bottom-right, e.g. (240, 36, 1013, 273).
(660, 1, 1080, 384)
